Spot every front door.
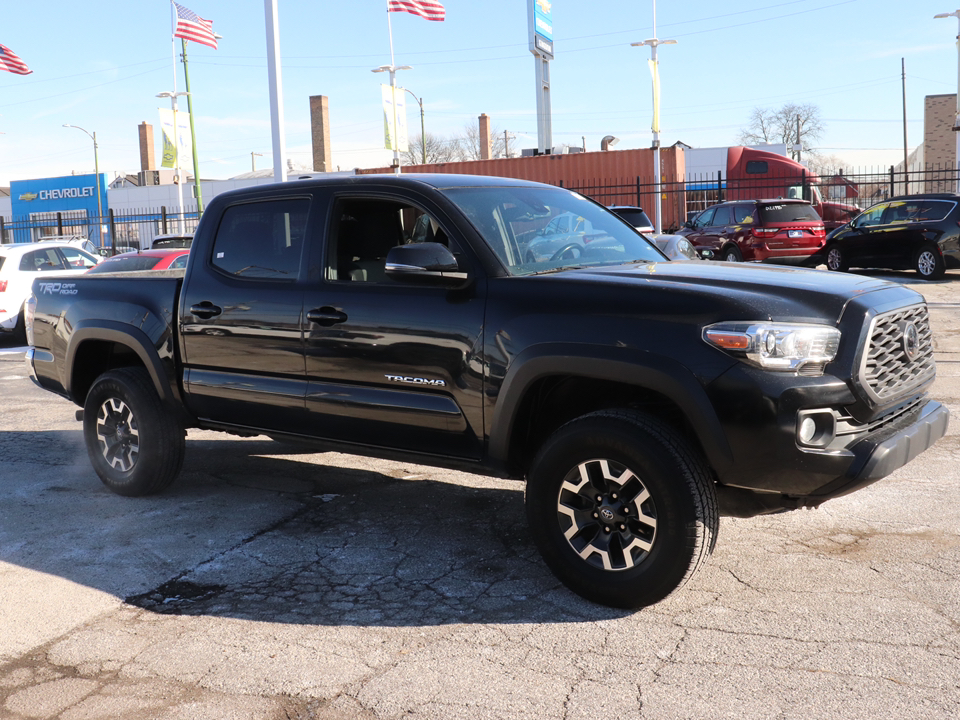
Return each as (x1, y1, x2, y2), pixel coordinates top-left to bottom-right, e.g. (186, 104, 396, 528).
(301, 193, 486, 459)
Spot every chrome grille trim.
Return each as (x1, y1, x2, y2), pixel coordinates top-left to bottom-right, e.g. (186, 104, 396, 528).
(858, 303, 936, 404)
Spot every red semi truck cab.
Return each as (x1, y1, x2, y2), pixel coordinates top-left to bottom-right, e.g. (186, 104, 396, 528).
(726, 146, 859, 230)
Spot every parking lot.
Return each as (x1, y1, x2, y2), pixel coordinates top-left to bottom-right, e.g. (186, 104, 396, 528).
(1, 268, 959, 720)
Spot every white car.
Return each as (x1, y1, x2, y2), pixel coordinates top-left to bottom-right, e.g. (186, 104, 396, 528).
(0, 242, 100, 342)
(37, 235, 101, 257)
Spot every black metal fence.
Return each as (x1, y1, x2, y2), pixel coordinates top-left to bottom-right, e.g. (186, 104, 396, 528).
(566, 165, 960, 233)
(0, 205, 201, 250)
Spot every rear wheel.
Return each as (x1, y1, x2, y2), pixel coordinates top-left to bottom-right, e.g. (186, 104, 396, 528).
(826, 244, 848, 272)
(915, 244, 945, 280)
(83, 368, 185, 497)
(525, 410, 718, 608)
(722, 245, 742, 262)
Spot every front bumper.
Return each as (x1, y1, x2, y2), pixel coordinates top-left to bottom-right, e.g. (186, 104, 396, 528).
(809, 399, 949, 500)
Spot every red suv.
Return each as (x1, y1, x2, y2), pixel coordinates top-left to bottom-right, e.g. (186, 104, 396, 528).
(678, 199, 826, 263)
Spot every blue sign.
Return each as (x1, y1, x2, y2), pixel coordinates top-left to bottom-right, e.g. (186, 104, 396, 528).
(9, 174, 108, 244)
(534, 0, 553, 42)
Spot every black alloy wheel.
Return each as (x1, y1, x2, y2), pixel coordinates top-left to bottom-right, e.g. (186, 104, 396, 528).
(83, 367, 185, 497)
(526, 410, 718, 608)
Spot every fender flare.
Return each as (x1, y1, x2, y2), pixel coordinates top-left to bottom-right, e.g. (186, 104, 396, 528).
(66, 321, 174, 403)
(488, 344, 733, 473)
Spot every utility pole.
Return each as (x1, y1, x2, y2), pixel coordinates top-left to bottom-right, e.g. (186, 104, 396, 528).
(796, 115, 802, 162)
(504, 129, 510, 158)
(902, 57, 909, 194)
(252, 152, 263, 171)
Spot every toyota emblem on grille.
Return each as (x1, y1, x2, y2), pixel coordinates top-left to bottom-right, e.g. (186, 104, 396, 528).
(901, 322, 920, 362)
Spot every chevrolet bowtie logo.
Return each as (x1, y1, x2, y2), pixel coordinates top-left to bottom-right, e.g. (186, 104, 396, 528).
(18, 192, 38, 202)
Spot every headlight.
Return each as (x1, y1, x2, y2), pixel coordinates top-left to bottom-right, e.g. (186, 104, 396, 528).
(703, 321, 840, 374)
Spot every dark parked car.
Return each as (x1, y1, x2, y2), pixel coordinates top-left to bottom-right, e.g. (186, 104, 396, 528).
(607, 205, 654, 232)
(678, 199, 826, 264)
(823, 194, 960, 280)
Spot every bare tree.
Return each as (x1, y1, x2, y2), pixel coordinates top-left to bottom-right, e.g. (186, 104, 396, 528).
(805, 153, 847, 178)
(401, 132, 460, 165)
(452, 121, 508, 161)
(738, 103, 825, 160)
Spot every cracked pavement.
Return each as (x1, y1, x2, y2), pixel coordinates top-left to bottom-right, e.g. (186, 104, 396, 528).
(1, 271, 959, 719)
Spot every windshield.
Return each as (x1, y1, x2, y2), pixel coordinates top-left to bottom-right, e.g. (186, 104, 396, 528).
(443, 186, 664, 276)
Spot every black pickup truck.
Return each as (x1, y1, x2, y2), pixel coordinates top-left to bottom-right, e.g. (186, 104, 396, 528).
(25, 174, 949, 608)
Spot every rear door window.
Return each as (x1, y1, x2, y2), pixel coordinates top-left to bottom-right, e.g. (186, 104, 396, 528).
(759, 203, 820, 223)
(712, 205, 734, 226)
(211, 198, 309, 279)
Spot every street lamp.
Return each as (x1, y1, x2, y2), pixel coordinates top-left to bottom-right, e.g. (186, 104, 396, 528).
(372, 64, 412, 174)
(935, 10, 960, 193)
(157, 90, 191, 232)
(62, 124, 103, 248)
(632, 1, 676, 235)
(403, 88, 426, 165)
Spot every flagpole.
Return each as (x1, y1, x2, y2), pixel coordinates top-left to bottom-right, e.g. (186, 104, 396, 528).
(181, 39, 204, 214)
(170, 0, 185, 231)
(387, 6, 401, 175)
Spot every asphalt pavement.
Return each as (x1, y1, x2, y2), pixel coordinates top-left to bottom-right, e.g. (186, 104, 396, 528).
(0, 267, 958, 719)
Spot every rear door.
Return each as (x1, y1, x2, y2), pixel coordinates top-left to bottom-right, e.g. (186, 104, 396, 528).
(301, 190, 486, 459)
(179, 194, 313, 433)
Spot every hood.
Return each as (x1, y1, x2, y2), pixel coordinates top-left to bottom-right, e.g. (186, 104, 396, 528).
(554, 261, 920, 323)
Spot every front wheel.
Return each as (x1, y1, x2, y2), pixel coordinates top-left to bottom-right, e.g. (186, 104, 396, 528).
(83, 368, 185, 496)
(525, 410, 718, 608)
(915, 244, 945, 280)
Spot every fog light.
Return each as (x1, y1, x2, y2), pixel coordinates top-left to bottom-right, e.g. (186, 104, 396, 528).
(796, 409, 837, 448)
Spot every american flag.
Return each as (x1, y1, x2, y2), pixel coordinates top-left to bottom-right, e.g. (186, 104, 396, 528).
(0, 44, 32, 75)
(388, 0, 445, 22)
(173, 3, 218, 50)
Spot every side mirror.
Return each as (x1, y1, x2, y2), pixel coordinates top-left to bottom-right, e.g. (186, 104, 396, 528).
(385, 242, 469, 286)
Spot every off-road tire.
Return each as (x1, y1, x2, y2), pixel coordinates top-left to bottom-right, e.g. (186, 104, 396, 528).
(525, 410, 718, 608)
(83, 367, 185, 497)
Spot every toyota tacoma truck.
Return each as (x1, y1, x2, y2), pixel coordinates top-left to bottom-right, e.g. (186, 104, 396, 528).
(24, 174, 949, 609)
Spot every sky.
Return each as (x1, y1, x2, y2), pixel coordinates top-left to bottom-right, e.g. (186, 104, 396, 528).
(1, 0, 957, 187)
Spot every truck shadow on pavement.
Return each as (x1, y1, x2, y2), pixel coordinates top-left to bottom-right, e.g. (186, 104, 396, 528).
(1, 431, 628, 627)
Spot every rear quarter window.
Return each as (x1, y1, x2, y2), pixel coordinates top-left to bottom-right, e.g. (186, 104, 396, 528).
(916, 200, 955, 222)
(759, 203, 820, 223)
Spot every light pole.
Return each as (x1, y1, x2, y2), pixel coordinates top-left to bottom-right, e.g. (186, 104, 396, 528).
(157, 90, 190, 232)
(935, 10, 960, 193)
(403, 88, 426, 165)
(632, 1, 676, 235)
(372, 64, 411, 174)
(62, 124, 103, 248)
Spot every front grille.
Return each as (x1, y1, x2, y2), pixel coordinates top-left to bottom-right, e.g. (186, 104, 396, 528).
(859, 303, 936, 404)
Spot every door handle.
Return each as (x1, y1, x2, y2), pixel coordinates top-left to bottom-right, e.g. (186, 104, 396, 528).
(307, 307, 348, 326)
(189, 302, 222, 319)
